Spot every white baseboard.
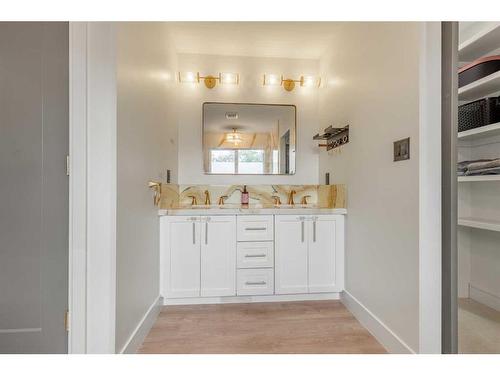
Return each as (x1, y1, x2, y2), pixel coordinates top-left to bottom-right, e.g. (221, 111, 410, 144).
(164, 292, 340, 306)
(119, 296, 162, 354)
(469, 284, 500, 311)
(341, 290, 415, 354)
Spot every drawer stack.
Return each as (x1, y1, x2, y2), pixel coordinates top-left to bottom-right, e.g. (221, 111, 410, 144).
(236, 215, 274, 296)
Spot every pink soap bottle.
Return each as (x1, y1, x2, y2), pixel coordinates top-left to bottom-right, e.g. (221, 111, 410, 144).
(241, 185, 249, 205)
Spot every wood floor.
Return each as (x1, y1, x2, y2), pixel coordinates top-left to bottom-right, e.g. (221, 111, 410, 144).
(459, 298, 500, 354)
(138, 300, 386, 354)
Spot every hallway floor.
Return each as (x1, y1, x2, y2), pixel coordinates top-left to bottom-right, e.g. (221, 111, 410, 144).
(459, 298, 500, 354)
(138, 300, 386, 354)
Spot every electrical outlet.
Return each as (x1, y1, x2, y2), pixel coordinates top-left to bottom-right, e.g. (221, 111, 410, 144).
(394, 137, 410, 162)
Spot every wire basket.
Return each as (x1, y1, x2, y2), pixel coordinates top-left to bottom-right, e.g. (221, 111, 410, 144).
(458, 97, 500, 133)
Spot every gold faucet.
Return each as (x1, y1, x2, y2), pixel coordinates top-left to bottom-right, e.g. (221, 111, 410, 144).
(271, 196, 282, 206)
(188, 195, 197, 205)
(148, 181, 162, 206)
(218, 195, 228, 205)
(300, 195, 311, 205)
(204, 190, 211, 205)
(287, 190, 296, 205)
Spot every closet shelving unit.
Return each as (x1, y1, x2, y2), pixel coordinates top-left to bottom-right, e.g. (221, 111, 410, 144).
(457, 22, 500, 323)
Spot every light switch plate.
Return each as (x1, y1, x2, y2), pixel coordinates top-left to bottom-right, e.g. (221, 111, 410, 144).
(394, 137, 410, 162)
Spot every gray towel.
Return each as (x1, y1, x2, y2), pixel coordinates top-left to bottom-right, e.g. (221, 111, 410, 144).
(466, 166, 500, 176)
(467, 158, 500, 172)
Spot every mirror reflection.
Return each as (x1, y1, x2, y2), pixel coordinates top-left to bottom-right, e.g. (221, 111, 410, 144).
(203, 103, 296, 175)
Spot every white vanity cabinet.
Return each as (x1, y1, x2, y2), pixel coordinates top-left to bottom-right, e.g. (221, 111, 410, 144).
(161, 212, 345, 304)
(275, 215, 344, 294)
(161, 215, 236, 299)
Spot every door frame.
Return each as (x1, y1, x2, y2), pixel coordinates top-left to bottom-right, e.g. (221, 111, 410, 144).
(68, 22, 117, 354)
(440, 21, 459, 354)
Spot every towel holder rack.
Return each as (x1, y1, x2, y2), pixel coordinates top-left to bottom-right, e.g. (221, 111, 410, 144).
(313, 125, 349, 151)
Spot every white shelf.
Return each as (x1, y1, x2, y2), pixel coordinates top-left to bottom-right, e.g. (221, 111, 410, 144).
(458, 175, 500, 182)
(458, 122, 500, 141)
(458, 217, 500, 232)
(459, 23, 500, 62)
(458, 70, 500, 101)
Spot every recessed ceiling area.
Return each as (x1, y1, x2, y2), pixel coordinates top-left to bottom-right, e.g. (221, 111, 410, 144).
(166, 22, 344, 59)
(203, 103, 295, 133)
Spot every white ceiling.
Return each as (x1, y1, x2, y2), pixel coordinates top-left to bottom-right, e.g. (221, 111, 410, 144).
(166, 22, 343, 59)
(204, 103, 295, 133)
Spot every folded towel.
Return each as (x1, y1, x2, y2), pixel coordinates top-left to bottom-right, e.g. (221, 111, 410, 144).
(466, 166, 500, 175)
(467, 158, 500, 171)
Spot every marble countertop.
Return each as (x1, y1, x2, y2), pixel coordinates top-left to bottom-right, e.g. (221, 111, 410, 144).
(158, 205, 347, 216)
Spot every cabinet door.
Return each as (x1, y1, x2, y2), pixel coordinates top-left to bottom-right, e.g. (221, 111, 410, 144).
(162, 216, 201, 298)
(201, 215, 236, 297)
(308, 215, 344, 293)
(275, 216, 308, 294)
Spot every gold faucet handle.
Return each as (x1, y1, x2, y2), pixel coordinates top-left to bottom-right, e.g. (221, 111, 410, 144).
(300, 195, 311, 205)
(204, 190, 211, 205)
(187, 195, 197, 205)
(271, 196, 281, 205)
(218, 195, 228, 205)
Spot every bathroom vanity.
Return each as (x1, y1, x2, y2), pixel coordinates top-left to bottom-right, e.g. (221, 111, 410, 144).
(159, 208, 345, 305)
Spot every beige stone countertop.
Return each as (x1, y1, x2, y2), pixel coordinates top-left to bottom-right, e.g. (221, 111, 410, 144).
(158, 205, 347, 216)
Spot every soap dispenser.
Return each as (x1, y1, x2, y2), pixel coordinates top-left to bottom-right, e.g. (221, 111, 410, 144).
(241, 185, 249, 205)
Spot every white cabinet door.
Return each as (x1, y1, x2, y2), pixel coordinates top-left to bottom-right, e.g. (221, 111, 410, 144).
(162, 216, 201, 298)
(275, 215, 308, 294)
(308, 216, 339, 292)
(200, 215, 236, 297)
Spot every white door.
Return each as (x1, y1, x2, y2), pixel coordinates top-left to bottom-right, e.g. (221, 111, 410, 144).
(308, 216, 338, 292)
(275, 215, 308, 294)
(201, 216, 236, 297)
(163, 216, 201, 298)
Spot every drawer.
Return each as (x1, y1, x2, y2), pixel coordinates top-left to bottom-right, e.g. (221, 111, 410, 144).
(237, 268, 274, 296)
(237, 215, 274, 241)
(237, 241, 274, 268)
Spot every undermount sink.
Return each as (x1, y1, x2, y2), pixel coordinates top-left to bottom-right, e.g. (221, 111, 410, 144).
(187, 204, 263, 209)
(180, 204, 318, 210)
(274, 204, 318, 209)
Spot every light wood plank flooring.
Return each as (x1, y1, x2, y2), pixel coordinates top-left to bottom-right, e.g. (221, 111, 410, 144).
(459, 298, 500, 354)
(138, 300, 386, 354)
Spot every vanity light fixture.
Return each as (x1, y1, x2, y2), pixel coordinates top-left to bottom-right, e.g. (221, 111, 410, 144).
(178, 72, 239, 89)
(263, 73, 281, 86)
(263, 74, 321, 91)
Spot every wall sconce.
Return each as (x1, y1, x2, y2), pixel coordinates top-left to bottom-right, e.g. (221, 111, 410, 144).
(178, 72, 239, 89)
(263, 74, 321, 91)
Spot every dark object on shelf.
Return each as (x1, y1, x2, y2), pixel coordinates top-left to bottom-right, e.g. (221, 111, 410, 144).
(325, 172, 330, 185)
(458, 55, 500, 88)
(458, 96, 500, 132)
(313, 125, 349, 151)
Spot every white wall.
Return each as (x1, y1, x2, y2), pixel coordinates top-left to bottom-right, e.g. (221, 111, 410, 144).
(319, 23, 422, 352)
(177, 53, 320, 185)
(116, 23, 178, 353)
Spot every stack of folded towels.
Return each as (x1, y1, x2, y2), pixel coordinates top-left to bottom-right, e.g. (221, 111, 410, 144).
(457, 158, 500, 176)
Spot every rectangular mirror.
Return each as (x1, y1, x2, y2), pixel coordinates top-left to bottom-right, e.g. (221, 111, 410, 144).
(203, 102, 296, 175)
